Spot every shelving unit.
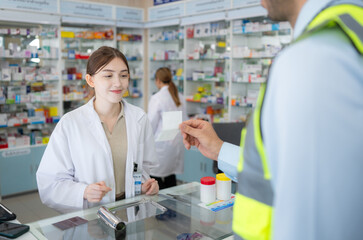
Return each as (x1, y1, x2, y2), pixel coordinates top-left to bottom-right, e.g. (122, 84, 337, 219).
(0, 22, 61, 149)
(184, 20, 230, 122)
(0, 20, 61, 196)
(117, 27, 145, 108)
(60, 24, 116, 113)
(148, 25, 184, 98)
(229, 17, 292, 122)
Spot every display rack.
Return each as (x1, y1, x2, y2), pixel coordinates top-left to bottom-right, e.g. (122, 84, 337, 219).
(117, 27, 145, 109)
(0, 22, 61, 150)
(183, 20, 230, 122)
(229, 17, 292, 122)
(148, 25, 184, 99)
(60, 24, 116, 113)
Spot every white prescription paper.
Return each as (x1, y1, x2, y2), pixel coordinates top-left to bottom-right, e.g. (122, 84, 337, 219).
(155, 111, 182, 142)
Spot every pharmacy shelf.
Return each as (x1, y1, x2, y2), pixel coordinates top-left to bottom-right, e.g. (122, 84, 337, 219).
(148, 25, 185, 100)
(0, 143, 47, 152)
(150, 59, 183, 62)
(117, 27, 145, 109)
(0, 122, 57, 129)
(184, 20, 230, 122)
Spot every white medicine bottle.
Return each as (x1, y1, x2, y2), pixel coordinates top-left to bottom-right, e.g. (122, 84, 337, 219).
(200, 176, 216, 204)
(216, 173, 231, 200)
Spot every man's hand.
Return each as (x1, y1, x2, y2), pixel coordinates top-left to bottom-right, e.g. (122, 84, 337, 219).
(179, 119, 223, 160)
(142, 178, 159, 195)
(83, 181, 112, 203)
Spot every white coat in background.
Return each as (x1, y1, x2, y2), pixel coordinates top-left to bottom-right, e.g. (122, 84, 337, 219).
(36, 98, 158, 213)
(147, 86, 188, 177)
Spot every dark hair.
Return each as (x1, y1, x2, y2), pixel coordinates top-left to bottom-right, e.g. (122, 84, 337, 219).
(87, 46, 130, 76)
(155, 67, 181, 107)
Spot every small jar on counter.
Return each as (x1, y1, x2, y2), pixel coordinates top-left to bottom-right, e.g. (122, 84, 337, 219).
(200, 176, 216, 204)
(216, 173, 231, 200)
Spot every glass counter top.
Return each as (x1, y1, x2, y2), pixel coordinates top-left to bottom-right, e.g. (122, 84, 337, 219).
(27, 182, 233, 240)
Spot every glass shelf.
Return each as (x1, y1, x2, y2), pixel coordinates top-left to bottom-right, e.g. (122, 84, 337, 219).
(150, 39, 182, 43)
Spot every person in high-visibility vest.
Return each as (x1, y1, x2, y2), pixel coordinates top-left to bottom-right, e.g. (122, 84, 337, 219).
(180, 0, 363, 239)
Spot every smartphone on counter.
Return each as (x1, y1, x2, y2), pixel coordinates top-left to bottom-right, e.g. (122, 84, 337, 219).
(0, 204, 16, 222)
(0, 222, 29, 239)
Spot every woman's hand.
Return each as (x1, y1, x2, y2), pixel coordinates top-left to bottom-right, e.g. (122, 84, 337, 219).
(83, 181, 112, 203)
(142, 178, 159, 195)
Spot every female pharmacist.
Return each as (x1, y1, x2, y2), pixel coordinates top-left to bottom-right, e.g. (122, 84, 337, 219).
(36, 46, 159, 213)
(148, 67, 187, 189)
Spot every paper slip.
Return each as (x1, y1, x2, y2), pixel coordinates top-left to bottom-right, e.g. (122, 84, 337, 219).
(155, 111, 182, 142)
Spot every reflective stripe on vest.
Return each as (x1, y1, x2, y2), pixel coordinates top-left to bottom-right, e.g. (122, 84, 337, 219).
(233, 3, 363, 240)
(299, 4, 363, 55)
(233, 83, 273, 240)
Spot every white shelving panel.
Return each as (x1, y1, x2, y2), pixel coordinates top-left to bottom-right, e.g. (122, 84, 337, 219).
(0, 21, 61, 149)
(117, 27, 145, 109)
(230, 18, 292, 122)
(183, 20, 231, 121)
(60, 24, 116, 114)
(148, 25, 185, 101)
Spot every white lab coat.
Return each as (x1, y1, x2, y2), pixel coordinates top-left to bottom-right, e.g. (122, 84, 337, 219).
(147, 86, 187, 177)
(36, 98, 158, 213)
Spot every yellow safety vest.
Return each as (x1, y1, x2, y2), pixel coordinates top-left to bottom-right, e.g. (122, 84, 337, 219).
(232, 3, 363, 240)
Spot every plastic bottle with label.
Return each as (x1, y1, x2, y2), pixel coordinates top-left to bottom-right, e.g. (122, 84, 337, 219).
(216, 173, 231, 200)
(200, 176, 216, 204)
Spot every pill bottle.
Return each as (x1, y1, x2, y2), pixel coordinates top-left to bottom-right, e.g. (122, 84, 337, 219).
(200, 176, 216, 204)
(216, 173, 231, 200)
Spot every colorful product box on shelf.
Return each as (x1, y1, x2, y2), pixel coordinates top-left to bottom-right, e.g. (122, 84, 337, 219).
(0, 46, 4, 57)
(241, 64, 262, 74)
(8, 116, 21, 126)
(34, 108, 44, 117)
(0, 143, 7, 149)
(29, 116, 45, 124)
(201, 23, 211, 37)
(68, 50, 76, 59)
(15, 136, 30, 147)
(49, 107, 58, 117)
(50, 90, 60, 101)
(7, 136, 16, 148)
(7, 86, 27, 99)
(61, 31, 75, 38)
(42, 137, 50, 144)
(52, 116, 60, 123)
(2, 68, 11, 81)
(193, 72, 205, 81)
(15, 94, 31, 104)
(194, 24, 203, 38)
(0, 114, 7, 127)
(35, 136, 43, 145)
(16, 112, 28, 124)
(25, 73, 35, 81)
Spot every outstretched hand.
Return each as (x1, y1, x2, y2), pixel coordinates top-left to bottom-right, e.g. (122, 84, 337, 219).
(179, 119, 223, 160)
(142, 178, 159, 195)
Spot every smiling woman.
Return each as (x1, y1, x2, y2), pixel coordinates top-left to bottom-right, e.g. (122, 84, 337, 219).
(36, 46, 159, 213)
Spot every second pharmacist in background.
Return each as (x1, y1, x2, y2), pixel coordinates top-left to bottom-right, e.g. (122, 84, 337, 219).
(148, 67, 188, 189)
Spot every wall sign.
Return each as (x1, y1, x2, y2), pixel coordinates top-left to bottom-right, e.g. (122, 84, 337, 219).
(154, 0, 181, 6)
(0, 0, 58, 13)
(2, 148, 31, 158)
(60, 0, 113, 19)
(116, 7, 143, 22)
(233, 0, 260, 7)
(186, 0, 231, 15)
(149, 2, 184, 21)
